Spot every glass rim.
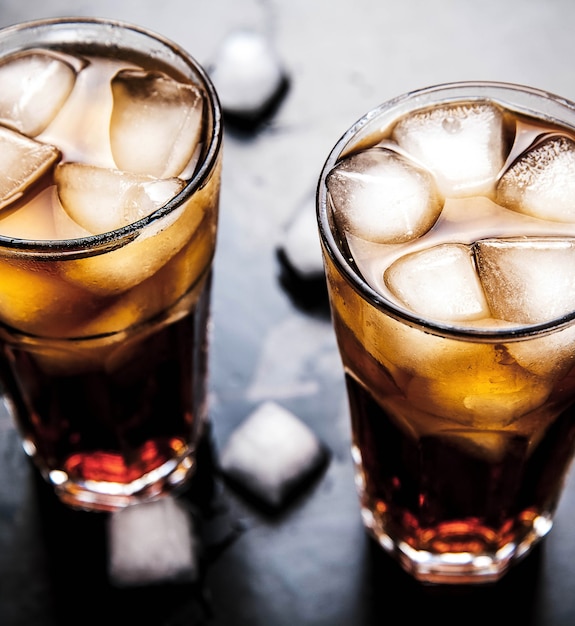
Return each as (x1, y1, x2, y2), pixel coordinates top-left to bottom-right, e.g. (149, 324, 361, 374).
(0, 16, 223, 257)
(316, 80, 575, 342)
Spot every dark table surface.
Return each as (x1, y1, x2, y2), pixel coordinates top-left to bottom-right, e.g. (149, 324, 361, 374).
(2, 1, 575, 624)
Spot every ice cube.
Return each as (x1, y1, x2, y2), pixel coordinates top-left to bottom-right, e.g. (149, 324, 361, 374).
(0, 49, 80, 137)
(392, 101, 506, 197)
(219, 402, 329, 509)
(326, 147, 442, 244)
(0, 256, 90, 337)
(0, 186, 58, 239)
(208, 30, 288, 125)
(58, 156, 219, 296)
(278, 197, 324, 280)
(332, 275, 549, 428)
(110, 69, 204, 178)
(54, 162, 186, 234)
(474, 238, 575, 324)
(384, 243, 490, 321)
(107, 497, 198, 587)
(506, 324, 575, 380)
(406, 349, 551, 428)
(497, 135, 575, 222)
(0, 126, 59, 210)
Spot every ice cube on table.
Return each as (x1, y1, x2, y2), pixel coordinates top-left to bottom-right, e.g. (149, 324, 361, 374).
(384, 243, 491, 321)
(392, 101, 506, 197)
(110, 69, 204, 178)
(475, 237, 575, 324)
(208, 30, 288, 125)
(497, 135, 575, 222)
(107, 497, 198, 587)
(219, 402, 329, 509)
(326, 147, 442, 243)
(54, 162, 185, 234)
(278, 198, 325, 280)
(0, 126, 60, 210)
(0, 49, 80, 137)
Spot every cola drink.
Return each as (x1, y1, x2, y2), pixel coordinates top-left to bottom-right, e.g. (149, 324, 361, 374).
(0, 18, 222, 511)
(318, 82, 575, 583)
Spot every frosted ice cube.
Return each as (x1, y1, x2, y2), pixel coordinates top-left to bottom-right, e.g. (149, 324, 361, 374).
(54, 162, 185, 234)
(208, 30, 288, 124)
(219, 401, 329, 508)
(0, 49, 80, 137)
(384, 243, 490, 321)
(107, 497, 197, 587)
(110, 69, 203, 178)
(475, 238, 575, 324)
(392, 101, 506, 197)
(0, 126, 59, 210)
(326, 147, 442, 243)
(497, 135, 575, 222)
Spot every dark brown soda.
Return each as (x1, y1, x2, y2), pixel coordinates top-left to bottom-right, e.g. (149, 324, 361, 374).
(0, 274, 211, 498)
(335, 311, 575, 560)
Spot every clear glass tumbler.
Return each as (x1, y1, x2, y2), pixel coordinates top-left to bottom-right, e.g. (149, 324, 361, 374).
(317, 81, 575, 583)
(0, 17, 222, 512)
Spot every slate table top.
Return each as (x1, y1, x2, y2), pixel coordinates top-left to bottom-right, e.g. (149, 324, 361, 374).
(2, 1, 575, 624)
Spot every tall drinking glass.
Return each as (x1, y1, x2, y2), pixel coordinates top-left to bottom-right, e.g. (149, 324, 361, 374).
(0, 18, 222, 512)
(317, 82, 575, 583)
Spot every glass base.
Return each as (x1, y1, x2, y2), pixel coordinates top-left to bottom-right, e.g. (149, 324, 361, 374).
(362, 506, 553, 585)
(49, 455, 196, 512)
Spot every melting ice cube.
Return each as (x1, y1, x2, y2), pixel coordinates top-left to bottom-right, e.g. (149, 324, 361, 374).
(475, 237, 575, 324)
(507, 324, 575, 381)
(110, 69, 204, 178)
(278, 197, 324, 279)
(384, 243, 491, 321)
(208, 30, 288, 124)
(219, 402, 329, 509)
(107, 497, 197, 587)
(0, 126, 60, 210)
(0, 49, 80, 137)
(326, 147, 442, 244)
(392, 101, 506, 197)
(497, 135, 575, 222)
(54, 162, 185, 234)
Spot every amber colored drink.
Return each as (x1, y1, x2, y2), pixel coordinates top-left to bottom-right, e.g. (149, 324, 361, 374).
(0, 18, 222, 511)
(317, 82, 575, 583)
